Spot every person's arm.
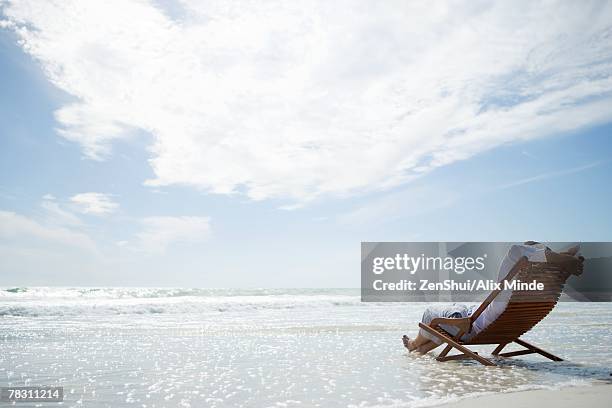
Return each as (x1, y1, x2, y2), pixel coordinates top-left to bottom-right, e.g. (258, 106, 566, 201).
(544, 249, 585, 276)
(429, 317, 471, 339)
(508, 243, 547, 265)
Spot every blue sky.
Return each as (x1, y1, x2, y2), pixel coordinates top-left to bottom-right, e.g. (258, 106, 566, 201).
(1, 1, 612, 287)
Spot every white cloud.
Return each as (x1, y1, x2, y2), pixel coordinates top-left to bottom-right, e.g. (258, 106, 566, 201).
(338, 186, 458, 226)
(70, 192, 118, 215)
(498, 161, 603, 190)
(0, 210, 96, 252)
(3, 1, 612, 203)
(134, 216, 211, 254)
(41, 198, 83, 227)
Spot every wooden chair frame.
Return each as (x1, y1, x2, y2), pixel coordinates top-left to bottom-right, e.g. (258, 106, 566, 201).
(416, 257, 569, 366)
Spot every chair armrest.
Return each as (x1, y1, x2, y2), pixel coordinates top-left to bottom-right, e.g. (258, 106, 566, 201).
(430, 317, 471, 339)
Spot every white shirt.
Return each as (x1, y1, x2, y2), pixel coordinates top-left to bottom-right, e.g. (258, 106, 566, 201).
(467, 243, 548, 338)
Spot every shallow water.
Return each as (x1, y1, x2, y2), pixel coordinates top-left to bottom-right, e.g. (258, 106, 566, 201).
(1, 288, 611, 407)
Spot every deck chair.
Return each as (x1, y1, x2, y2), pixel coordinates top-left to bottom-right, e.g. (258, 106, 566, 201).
(416, 256, 577, 366)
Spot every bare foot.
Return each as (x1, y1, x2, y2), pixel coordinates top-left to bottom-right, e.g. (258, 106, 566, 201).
(402, 335, 416, 351)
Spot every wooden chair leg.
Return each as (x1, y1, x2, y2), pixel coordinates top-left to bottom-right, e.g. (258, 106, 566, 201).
(418, 323, 496, 366)
(492, 343, 507, 356)
(515, 339, 563, 361)
(437, 344, 453, 359)
(499, 349, 536, 358)
(438, 353, 478, 362)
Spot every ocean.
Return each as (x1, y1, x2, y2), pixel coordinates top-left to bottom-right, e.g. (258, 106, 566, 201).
(1, 288, 611, 407)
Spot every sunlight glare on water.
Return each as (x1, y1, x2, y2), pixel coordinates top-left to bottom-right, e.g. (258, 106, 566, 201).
(1, 288, 611, 407)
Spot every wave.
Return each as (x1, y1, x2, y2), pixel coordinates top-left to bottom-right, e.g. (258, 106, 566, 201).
(0, 290, 370, 317)
(1, 287, 358, 299)
(4, 287, 28, 293)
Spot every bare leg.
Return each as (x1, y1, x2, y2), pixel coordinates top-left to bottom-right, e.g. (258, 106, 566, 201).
(403, 332, 434, 351)
(416, 341, 440, 354)
(410, 332, 432, 348)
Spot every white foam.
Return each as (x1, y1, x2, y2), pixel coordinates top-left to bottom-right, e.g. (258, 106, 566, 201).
(0, 287, 366, 316)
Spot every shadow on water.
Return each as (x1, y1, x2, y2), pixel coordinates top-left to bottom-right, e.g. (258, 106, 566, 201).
(401, 347, 611, 400)
(409, 349, 611, 378)
(491, 356, 612, 382)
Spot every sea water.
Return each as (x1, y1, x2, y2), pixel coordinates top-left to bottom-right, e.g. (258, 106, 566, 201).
(1, 288, 611, 407)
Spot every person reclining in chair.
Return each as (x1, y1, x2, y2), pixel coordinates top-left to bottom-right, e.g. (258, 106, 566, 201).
(402, 242, 584, 355)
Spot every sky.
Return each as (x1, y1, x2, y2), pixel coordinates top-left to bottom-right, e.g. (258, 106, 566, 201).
(1, 0, 612, 287)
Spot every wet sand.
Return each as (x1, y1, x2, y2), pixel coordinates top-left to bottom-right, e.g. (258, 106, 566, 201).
(435, 383, 612, 408)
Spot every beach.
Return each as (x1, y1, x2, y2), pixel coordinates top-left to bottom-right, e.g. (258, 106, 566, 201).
(435, 383, 612, 408)
(1, 288, 611, 407)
